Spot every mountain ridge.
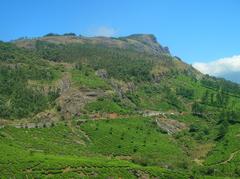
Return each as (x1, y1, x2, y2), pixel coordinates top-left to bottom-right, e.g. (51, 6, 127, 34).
(13, 33, 171, 56)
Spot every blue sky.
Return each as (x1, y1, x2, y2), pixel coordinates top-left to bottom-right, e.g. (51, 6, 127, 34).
(1, 0, 240, 80)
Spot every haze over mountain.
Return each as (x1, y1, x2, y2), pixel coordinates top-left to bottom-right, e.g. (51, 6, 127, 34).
(221, 71, 240, 83)
(193, 55, 240, 83)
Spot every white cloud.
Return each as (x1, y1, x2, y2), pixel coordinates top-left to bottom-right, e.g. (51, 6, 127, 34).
(193, 55, 240, 76)
(89, 26, 118, 37)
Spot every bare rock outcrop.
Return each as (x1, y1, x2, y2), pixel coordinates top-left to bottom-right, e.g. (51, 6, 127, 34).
(95, 69, 108, 79)
(110, 79, 136, 99)
(34, 111, 59, 123)
(155, 118, 187, 135)
(58, 73, 71, 94)
(57, 88, 105, 120)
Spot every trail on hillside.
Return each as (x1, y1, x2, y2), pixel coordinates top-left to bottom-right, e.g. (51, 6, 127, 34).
(208, 149, 240, 166)
(219, 150, 240, 165)
(68, 121, 91, 144)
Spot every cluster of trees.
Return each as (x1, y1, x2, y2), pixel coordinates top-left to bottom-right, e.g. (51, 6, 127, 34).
(129, 83, 185, 111)
(35, 41, 154, 81)
(176, 86, 194, 99)
(215, 110, 240, 140)
(201, 75, 240, 96)
(44, 32, 77, 37)
(0, 41, 46, 63)
(35, 41, 64, 61)
(35, 38, 196, 83)
(0, 67, 60, 119)
(192, 89, 230, 117)
(166, 93, 184, 111)
(191, 102, 204, 117)
(0, 42, 60, 119)
(0, 69, 48, 118)
(218, 110, 240, 125)
(201, 90, 229, 107)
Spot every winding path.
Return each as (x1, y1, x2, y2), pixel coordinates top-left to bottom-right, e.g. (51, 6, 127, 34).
(219, 150, 240, 165)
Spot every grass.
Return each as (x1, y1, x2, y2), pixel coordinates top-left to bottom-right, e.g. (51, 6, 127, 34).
(205, 124, 240, 165)
(71, 68, 109, 89)
(188, 124, 240, 177)
(0, 120, 189, 178)
(85, 98, 129, 114)
(0, 123, 90, 156)
(80, 117, 190, 168)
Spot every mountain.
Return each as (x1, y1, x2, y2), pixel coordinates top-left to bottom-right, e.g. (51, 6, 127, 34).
(217, 71, 240, 84)
(1, 34, 240, 178)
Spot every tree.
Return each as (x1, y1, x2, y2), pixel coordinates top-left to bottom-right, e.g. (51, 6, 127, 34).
(215, 89, 229, 107)
(189, 124, 199, 132)
(176, 87, 194, 99)
(44, 33, 60, 37)
(216, 119, 228, 141)
(63, 32, 76, 36)
(201, 90, 209, 104)
(210, 93, 214, 105)
(192, 102, 204, 117)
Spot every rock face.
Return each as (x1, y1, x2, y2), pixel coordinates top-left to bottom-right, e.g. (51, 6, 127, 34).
(95, 69, 108, 79)
(57, 73, 71, 94)
(34, 111, 59, 123)
(155, 118, 187, 135)
(57, 88, 104, 120)
(14, 122, 53, 129)
(110, 79, 136, 99)
(124, 34, 170, 55)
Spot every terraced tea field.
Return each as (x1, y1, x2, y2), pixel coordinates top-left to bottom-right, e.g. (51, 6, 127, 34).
(0, 117, 190, 178)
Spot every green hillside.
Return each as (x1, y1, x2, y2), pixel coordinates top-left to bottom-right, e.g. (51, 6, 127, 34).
(1, 34, 240, 178)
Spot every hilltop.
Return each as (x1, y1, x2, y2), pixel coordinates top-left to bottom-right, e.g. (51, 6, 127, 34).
(14, 33, 170, 56)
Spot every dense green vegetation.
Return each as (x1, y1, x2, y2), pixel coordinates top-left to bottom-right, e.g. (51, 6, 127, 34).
(35, 41, 155, 81)
(71, 67, 109, 89)
(0, 42, 61, 119)
(85, 98, 128, 114)
(1, 36, 240, 178)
